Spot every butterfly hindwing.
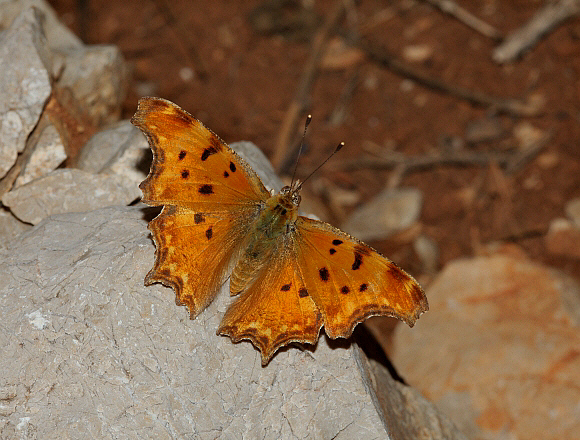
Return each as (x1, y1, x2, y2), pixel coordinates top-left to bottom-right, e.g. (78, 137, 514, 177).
(133, 97, 270, 211)
(218, 236, 323, 365)
(293, 217, 428, 339)
(147, 205, 260, 318)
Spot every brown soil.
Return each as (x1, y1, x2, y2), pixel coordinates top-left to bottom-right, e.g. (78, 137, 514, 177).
(49, 1, 580, 322)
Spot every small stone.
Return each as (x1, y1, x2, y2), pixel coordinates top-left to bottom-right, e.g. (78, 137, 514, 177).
(2, 168, 141, 225)
(76, 120, 149, 190)
(56, 45, 127, 127)
(465, 116, 503, 144)
(321, 37, 365, 70)
(413, 234, 439, 274)
(545, 218, 580, 259)
(14, 124, 66, 187)
(341, 187, 423, 242)
(564, 197, 580, 227)
(513, 121, 545, 150)
(402, 44, 432, 63)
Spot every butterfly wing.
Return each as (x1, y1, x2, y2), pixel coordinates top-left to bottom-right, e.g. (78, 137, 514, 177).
(133, 97, 270, 317)
(293, 216, 428, 339)
(133, 97, 270, 210)
(218, 235, 323, 365)
(218, 216, 427, 364)
(146, 205, 259, 317)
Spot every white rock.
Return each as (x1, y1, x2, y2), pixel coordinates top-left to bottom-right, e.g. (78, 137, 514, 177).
(0, 7, 52, 178)
(56, 45, 127, 127)
(0, 206, 380, 438)
(0, 141, 461, 438)
(0, 0, 83, 50)
(341, 187, 423, 242)
(0, 208, 31, 245)
(2, 168, 140, 224)
(14, 124, 66, 187)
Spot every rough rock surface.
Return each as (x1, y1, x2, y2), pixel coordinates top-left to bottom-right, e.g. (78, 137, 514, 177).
(0, 0, 83, 50)
(392, 254, 580, 439)
(341, 187, 422, 242)
(14, 124, 66, 188)
(0, 205, 409, 438)
(0, 139, 462, 438)
(0, 7, 52, 178)
(56, 45, 127, 127)
(0, 207, 31, 244)
(2, 168, 141, 225)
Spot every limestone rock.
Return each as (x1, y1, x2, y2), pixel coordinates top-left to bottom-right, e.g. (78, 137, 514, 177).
(341, 187, 423, 242)
(14, 124, 66, 187)
(392, 254, 580, 439)
(76, 120, 150, 191)
(56, 45, 127, 127)
(0, 7, 52, 178)
(0, 208, 31, 245)
(0, 0, 83, 50)
(0, 206, 395, 438)
(0, 139, 460, 438)
(2, 169, 140, 225)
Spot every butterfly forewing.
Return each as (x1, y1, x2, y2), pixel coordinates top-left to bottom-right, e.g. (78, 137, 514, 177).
(293, 217, 428, 339)
(133, 97, 270, 211)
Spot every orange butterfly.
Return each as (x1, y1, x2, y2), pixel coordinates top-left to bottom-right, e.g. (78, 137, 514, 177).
(132, 97, 428, 365)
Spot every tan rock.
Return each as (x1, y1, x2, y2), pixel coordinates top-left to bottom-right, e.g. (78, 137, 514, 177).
(392, 254, 580, 439)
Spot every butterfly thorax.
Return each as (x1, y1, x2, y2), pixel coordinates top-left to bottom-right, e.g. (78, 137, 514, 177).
(229, 184, 301, 295)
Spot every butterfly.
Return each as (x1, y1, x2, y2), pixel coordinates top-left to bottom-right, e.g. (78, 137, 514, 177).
(132, 97, 428, 365)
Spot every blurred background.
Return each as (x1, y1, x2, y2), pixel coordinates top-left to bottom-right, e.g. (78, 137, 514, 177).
(38, 1, 580, 438)
(47, 0, 580, 278)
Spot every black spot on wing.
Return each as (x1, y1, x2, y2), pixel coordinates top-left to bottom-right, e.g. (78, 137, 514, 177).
(199, 184, 213, 194)
(178, 151, 186, 160)
(205, 226, 213, 239)
(352, 252, 363, 270)
(329, 248, 336, 255)
(280, 283, 292, 291)
(340, 286, 350, 294)
(298, 288, 309, 298)
(201, 146, 218, 161)
(359, 283, 368, 292)
(332, 239, 343, 246)
(319, 267, 329, 282)
(223, 171, 229, 178)
(229, 162, 236, 172)
(194, 213, 204, 224)
(181, 170, 189, 178)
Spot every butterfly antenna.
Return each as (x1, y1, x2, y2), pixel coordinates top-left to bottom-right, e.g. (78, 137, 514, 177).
(295, 142, 344, 192)
(290, 114, 312, 188)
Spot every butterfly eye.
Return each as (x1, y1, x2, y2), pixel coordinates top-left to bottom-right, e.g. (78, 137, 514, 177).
(291, 192, 301, 206)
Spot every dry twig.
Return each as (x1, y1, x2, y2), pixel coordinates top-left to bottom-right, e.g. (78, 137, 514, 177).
(355, 37, 541, 116)
(493, 0, 580, 63)
(339, 132, 551, 176)
(272, 0, 346, 171)
(422, 0, 502, 41)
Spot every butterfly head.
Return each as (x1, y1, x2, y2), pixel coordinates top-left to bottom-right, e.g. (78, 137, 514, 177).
(279, 181, 302, 208)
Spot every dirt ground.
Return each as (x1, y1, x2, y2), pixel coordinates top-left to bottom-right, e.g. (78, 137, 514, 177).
(48, 0, 580, 330)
